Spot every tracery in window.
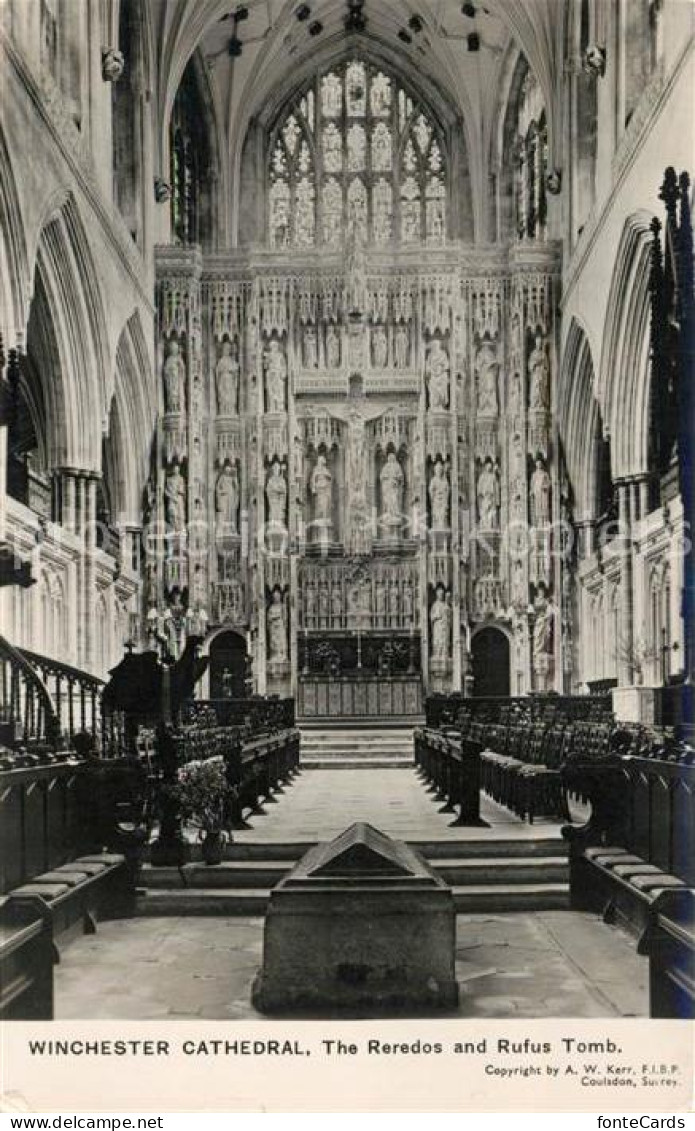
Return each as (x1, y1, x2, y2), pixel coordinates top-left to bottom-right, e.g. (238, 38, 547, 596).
(268, 57, 447, 248)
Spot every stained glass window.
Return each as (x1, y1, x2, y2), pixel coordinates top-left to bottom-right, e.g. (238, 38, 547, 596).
(267, 57, 447, 248)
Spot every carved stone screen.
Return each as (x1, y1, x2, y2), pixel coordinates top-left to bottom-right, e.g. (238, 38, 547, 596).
(150, 52, 563, 716)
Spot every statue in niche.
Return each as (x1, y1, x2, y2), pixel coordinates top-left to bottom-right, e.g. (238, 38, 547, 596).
(388, 580, 400, 626)
(346, 404, 368, 509)
(331, 582, 343, 627)
(426, 340, 450, 410)
(345, 216, 368, 315)
(267, 590, 288, 663)
(429, 459, 450, 529)
(190, 374, 203, 419)
(304, 581, 316, 628)
(304, 326, 318, 370)
(375, 578, 387, 625)
(528, 333, 550, 412)
(215, 464, 240, 533)
(310, 454, 333, 524)
(318, 580, 330, 627)
(510, 472, 526, 522)
(372, 325, 388, 369)
(266, 462, 288, 526)
(265, 340, 286, 413)
(509, 370, 523, 417)
(430, 588, 451, 660)
(164, 464, 186, 532)
(215, 340, 239, 416)
(402, 578, 414, 623)
(512, 559, 526, 608)
(530, 456, 552, 527)
(533, 589, 554, 674)
(477, 458, 500, 530)
(395, 323, 410, 369)
(326, 325, 341, 369)
(476, 339, 499, 416)
(380, 452, 404, 524)
(163, 339, 185, 414)
(229, 580, 244, 623)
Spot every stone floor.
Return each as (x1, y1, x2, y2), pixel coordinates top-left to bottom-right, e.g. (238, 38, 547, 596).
(55, 910, 648, 1020)
(229, 767, 581, 844)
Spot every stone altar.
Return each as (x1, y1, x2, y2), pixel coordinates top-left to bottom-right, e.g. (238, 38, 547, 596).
(252, 822, 458, 1014)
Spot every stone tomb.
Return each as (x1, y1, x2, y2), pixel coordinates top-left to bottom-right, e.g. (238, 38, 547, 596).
(252, 822, 458, 1014)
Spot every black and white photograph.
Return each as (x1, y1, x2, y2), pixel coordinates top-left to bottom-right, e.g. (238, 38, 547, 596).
(0, 0, 693, 1115)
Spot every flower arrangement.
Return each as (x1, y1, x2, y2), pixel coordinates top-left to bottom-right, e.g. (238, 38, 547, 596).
(175, 756, 228, 835)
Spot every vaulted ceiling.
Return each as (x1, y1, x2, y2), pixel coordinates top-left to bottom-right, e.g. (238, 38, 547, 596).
(152, 0, 565, 157)
(146, 0, 567, 244)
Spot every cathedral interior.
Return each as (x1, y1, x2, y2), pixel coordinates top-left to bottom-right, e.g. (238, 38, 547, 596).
(0, 0, 693, 1044)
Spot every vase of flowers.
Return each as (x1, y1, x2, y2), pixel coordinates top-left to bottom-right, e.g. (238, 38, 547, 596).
(175, 757, 229, 865)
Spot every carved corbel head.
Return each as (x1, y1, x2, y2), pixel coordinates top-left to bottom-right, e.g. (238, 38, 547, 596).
(154, 177, 172, 203)
(582, 44, 606, 77)
(101, 48, 125, 82)
(545, 169, 562, 195)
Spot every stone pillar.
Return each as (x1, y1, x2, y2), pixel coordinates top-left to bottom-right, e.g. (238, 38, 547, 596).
(83, 476, 98, 673)
(617, 481, 634, 686)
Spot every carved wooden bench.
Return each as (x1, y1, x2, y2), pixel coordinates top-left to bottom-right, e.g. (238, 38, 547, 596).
(0, 900, 54, 1019)
(4, 852, 127, 954)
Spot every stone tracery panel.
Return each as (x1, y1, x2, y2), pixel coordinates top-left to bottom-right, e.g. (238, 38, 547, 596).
(268, 57, 448, 250)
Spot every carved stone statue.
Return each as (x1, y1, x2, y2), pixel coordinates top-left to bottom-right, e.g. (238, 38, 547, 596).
(266, 461, 288, 526)
(395, 324, 409, 369)
(190, 374, 203, 419)
(512, 559, 526, 608)
(533, 590, 554, 674)
(372, 326, 388, 369)
(267, 590, 288, 663)
(318, 581, 330, 626)
(528, 334, 550, 412)
(265, 340, 286, 414)
(509, 370, 523, 417)
(388, 580, 400, 626)
(163, 339, 185, 414)
(476, 339, 499, 416)
(311, 454, 333, 524)
(426, 340, 450, 410)
(304, 327, 318, 370)
(380, 452, 404, 523)
(429, 460, 450, 529)
(477, 458, 500, 529)
(326, 325, 341, 369)
(215, 340, 239, 416)
(305, 581, 317, 628)
(345, 219, 368, 314)
(402, 579, 414, 623)
(331, 583, 343, 627)
(215, 465, 239, 532)
(430, 589, 451, 660)
(164, 465, 186, 532)
(530, 457, 552, 526)
(346, 404, 368, 510)
(375, 579, 387, 625)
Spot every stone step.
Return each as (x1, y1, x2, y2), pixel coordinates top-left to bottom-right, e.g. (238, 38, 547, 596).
(141, 855, 569, 891)
(195, 836, 566, 862)
(301, 757, 414, 769)
(136, 882, 569, 916)
(300, 742, 414, 751)
(435, 856, 569, 885)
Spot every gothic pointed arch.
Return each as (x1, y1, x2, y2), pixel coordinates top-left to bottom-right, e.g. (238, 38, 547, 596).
(22, 194, 109, 471)
(600, 211, 653, 479)
(0, 127, 31, 346)
(108, 309, 156, 524)
(239, 47, 468, 249)
(559, 317, 609, 521)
